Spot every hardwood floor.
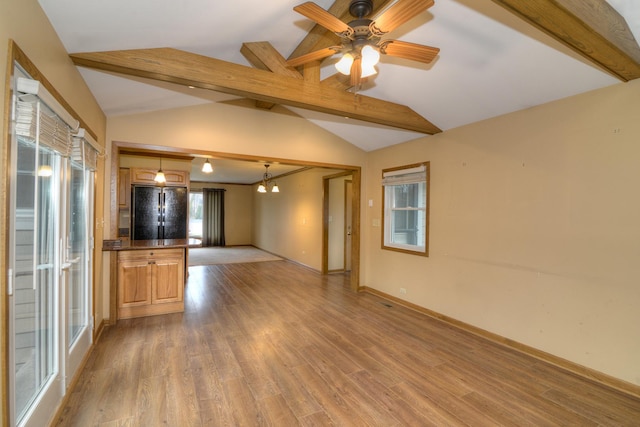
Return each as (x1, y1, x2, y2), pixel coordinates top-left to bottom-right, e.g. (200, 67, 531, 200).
(54, 260, 640, 426)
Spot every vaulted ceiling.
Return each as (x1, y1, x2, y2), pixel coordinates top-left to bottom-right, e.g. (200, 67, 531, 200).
(39, 0, 640, 152)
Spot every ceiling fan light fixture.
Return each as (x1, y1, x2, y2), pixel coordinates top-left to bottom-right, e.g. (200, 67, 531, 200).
(361, 45, 380, 67)
(335, 53, 354, 75)
(202, 159, 213, 173)
(361, 62, 377, 78)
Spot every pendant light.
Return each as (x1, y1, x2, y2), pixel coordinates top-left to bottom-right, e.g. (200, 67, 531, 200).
(257, 164, 280, 193)
(154, 158, 166, 184)
(202, 159, 213, 173)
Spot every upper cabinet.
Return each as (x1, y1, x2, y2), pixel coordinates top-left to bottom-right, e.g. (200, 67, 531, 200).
(130, 168, 189, 186)
(118, 168, 131, 238)
(118, 168, 131, 209)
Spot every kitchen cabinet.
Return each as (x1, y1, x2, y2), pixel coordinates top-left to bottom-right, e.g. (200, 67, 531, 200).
(118, 168, 131, 238)
(118, 168, 131, 208)
(130, 168, 188, 186)
(117, 248, 185, 319)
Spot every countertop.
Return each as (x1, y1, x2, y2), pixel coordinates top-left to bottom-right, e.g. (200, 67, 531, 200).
(102, 238, 191, 251)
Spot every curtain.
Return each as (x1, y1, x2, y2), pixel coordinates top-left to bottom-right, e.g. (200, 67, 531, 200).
(202, 188, 225, 247)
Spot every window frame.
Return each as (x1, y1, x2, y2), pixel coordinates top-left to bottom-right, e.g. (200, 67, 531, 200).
(381, 162, 430, 257)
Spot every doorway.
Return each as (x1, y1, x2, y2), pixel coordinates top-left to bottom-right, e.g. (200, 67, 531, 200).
(7, 75, 96, 426)
(344, 180, 353, 272)
(322, 171, 357, 284)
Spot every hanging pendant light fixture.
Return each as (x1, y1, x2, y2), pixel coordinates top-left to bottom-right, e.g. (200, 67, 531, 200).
(154, 158, 166, 184)
(257, 164, 280, 193)
(202, 159, 213, 173)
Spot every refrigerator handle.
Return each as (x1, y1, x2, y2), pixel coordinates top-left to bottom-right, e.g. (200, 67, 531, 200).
(158, 192, 162, 238)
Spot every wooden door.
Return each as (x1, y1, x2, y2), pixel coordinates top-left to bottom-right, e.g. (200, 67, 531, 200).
(152, 254, 184, 304)
(118, 259, 152, 308)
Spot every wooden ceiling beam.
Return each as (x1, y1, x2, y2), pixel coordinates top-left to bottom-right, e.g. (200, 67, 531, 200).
(70, 48, 441, 134)
(490, 0, 640, 81)
(241, 42, 302, 78)
(241, 41, 303, 109)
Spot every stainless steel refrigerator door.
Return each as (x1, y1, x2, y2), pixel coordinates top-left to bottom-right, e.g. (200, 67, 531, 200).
(131, 186, 161, 240)
(162, 187, 188, 239)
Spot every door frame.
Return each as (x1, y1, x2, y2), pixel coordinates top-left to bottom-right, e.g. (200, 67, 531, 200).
(321, 170, 360, 291)
(344, 179, 353, 272)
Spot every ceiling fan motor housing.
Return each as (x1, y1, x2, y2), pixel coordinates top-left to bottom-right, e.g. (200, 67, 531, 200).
(349, 0, 373, 18)
(347, 18, 379, 53)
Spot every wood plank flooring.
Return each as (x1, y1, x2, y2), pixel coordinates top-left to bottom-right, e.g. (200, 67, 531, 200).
(54, 260, 640, 426)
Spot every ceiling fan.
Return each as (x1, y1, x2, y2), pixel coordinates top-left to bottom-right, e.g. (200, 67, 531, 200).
(288, 0, 440, 87)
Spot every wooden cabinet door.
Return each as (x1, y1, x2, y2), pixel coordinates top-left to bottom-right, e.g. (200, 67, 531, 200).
(118, 168, 131, 208)
(130, 168, 188, 186)
(152, 255, 184, 304)
(118, 259, 152, 307)
(117, 248, 185, 319)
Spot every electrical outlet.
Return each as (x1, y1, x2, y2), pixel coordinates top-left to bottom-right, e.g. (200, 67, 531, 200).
(400, 288, 407, 295)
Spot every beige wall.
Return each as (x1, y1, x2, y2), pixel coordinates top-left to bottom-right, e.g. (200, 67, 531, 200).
(363, 79, 640, 386)
(104, 101, 366, 241)
(253, 168, 338, 271)
(190, 182, 254, 246)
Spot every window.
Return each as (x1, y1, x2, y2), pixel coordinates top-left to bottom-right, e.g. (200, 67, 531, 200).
(382, 162, 429, 256)
(189, 191, 203, 238)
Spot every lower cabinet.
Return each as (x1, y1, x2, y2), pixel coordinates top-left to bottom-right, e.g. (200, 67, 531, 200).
(117, 248, 185, 319)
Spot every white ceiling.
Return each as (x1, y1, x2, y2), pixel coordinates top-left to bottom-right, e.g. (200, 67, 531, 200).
(38, 0, 640, 154)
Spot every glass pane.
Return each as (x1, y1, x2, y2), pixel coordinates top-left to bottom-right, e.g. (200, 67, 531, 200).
(390, 208, 427, 248)
(68, 161, 87, 346)
(14, 139, 57, 422)
(391, 183, 426, 208)
(189, 192, 203, 238)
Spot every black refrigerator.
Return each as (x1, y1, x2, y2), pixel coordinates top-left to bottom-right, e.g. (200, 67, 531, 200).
(131, 185, 188, 240)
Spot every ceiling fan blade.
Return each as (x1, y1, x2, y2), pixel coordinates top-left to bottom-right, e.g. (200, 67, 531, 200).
(379, 40, 439, 64)
(370, 0, 434, 35)
(294, 2, 354, 38)
(287, 47, 340, 68)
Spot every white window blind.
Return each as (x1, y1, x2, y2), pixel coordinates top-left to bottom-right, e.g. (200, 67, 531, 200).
(72, 129, 100, 170)
(15, 77, 79, 157)
(382, 164, 427, 186)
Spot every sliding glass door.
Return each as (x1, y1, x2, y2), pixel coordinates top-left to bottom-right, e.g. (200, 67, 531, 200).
(8, 69, 96, 427)
(65, 153, 93, 380)
(10, 139, 62, 426)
